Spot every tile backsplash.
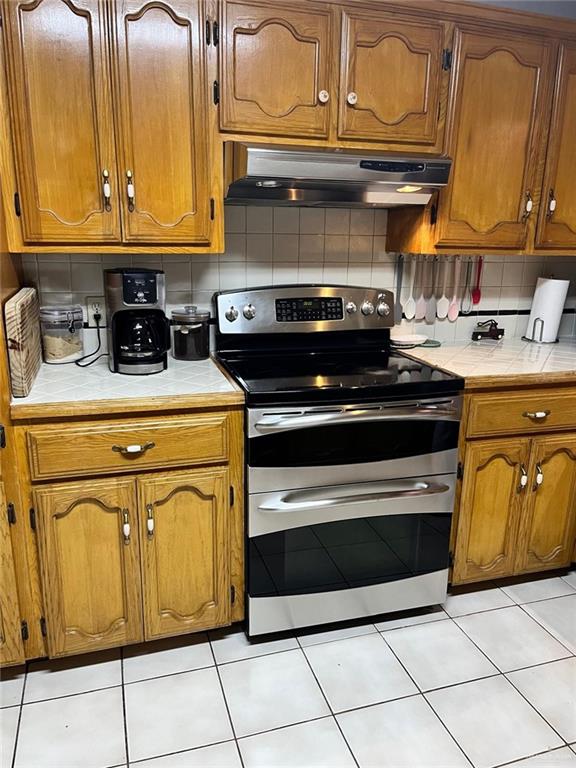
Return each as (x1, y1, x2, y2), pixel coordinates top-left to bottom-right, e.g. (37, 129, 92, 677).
(21, 206, 576, 342)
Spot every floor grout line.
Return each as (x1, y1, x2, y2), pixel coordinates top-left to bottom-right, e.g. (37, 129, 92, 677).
(517, 597, 576, 657)
(120, 647, 130, 768)
(9, 664, 26, 768)
(207, 635, 246, 768)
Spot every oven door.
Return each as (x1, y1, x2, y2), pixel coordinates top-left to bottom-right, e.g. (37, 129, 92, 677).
(247, 474, 455, 635)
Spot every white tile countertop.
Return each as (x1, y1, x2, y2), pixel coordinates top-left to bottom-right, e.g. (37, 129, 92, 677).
(403, 337, 576, 388)
(10, 356, 242, 418)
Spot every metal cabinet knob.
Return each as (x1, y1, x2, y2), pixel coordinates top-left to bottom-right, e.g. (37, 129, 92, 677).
(522, 410, 550, 421)
(146, 503, 155, 537)
(547, 189, 557, 219)
(518, 463, 528, 493)
(122, 509, 131, 544)
(112, 441, 155, 456)
(102, 169, 111, 212)
(522, 190, 533, 221)
(533, 463, 544, 491)
(318, 90, 330, 104)
(347, 92, 358, 106)
(126, 170, 135, 212)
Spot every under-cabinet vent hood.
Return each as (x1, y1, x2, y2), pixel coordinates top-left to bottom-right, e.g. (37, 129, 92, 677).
(225, 143, 451, 208)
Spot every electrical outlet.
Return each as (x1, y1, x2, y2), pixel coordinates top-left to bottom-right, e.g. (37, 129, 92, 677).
(86, 296, 105, 327)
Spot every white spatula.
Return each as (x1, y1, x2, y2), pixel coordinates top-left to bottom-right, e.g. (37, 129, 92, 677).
(436, 257, 450, 319)
(415, 256, 427, 321)
(403, 256, 417, 321)
(425, 257, 438, 324)
(447, 256, 461, 322)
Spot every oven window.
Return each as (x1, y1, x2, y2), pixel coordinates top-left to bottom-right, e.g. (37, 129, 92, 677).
(249, 421, 458, 467)
(249, 513, 450, 597)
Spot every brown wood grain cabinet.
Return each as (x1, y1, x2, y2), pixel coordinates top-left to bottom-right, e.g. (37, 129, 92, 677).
(0, 481, 25, 666)
(453, 389, 576, 585)
(535, 42, 576, 250)
(338, 9, 450, 150)
(1, 0, 219, 249)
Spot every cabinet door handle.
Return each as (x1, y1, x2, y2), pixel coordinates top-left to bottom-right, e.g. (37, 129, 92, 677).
(318, 90, 330, 104)
(346, 91, 358, 106)
(112, 441, 155, 456)
(102, 169, 111, 212)
(547, 188, 557, 219)
(522, 410, 550, 421)
(126, 170, 135, 212)
(521, 190, 533, 222)
(122, 509, 131, 544)
(146, 503, 155, 537)
(518, 463, 528, 492)
(532, 463, 544, 491)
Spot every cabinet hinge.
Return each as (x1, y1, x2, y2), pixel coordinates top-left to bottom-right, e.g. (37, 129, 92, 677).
(21, 620, 29, 641)
(230, 585, 236, 604)
(40, 617, 47, 637)
(7, 502, 16, 525)
(0, 424, 5, 448)
(212, 20, 219, 46)
(442, 48, 452, 71)
(210, 198, 215, 220)
(457, 461, 464, 480)
(229, 486, 234, 506)
(213, 80, 220, 105)
(29, 507, 36, 531)
(430, 204, 438, 226)
(205, 18, 211, 45)
(14, 192, 21, 217)
(448, 551, 454, 567)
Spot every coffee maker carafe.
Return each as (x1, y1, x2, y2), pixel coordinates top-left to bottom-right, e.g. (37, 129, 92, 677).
(105, 268, 170, 375)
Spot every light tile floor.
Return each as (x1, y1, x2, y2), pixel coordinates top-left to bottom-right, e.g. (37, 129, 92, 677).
(1, 573, 575, 768)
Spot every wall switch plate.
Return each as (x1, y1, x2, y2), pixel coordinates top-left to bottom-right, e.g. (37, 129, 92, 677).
(85, 296, 105, 327)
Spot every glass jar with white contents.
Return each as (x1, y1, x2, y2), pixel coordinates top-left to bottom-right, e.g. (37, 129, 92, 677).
(39, 305, 84, 362)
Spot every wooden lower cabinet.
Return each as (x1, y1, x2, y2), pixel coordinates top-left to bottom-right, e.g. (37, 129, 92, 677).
(516, 435, 576, 573)
(139, 469, 230, 640)
(454, 432, 576, 584)
(0, 481, 25, 666)
(34, 478, 143, 657)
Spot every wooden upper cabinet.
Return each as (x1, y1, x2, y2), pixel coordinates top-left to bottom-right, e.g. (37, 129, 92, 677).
(34, 478, 143, 657)
(338, 10, 450, 150)
(138, 469, 231, 640)
(437, 29, 553, 250)
(517, 436, 576, 574)
(535, 43, 576, 250)
(453, 438, 530, 584)
(112, 1, 212, 243)
(0, 482, 25, 666)
(220, 0, 334, 138)
(3, 0, 121, 243)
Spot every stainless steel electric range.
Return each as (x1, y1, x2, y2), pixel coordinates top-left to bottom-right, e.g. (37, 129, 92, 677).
(214, 285, 464, 636)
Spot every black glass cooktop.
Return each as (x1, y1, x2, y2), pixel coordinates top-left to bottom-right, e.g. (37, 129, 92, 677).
(216, 349, 463, 405)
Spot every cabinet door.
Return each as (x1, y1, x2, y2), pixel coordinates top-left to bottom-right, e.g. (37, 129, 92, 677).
(516, 435, 576, 573)
(34, 478, 143, 657)
(339, 10, 449, 150)
(453, 439, 530, 584)
(113, 0, 212, 243)
(437, 29, 553, 249)
(535, 43, 576, 249)
(0, 482, 25, 666)
(220, 0, 334, 138)
(139, 469, 231, 640)
(3, 0, 121, 243)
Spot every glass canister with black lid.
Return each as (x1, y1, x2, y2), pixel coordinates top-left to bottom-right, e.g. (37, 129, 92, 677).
(171, 306, 210, 361)
(39, 305, 84, 362)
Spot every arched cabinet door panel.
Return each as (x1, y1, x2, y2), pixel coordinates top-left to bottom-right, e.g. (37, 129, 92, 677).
(517, 436, 576, 573)
(535, 43, 576, 250)
(138, 469, 231, 640)
(113, 0, 213, 243)
(220, 0, 335, 138)
(453, 439, 531, 584)
(3, 0, 121, 243)
(34, 478, 143, 657)
(437, 29, 554, 249)
(338, 9, 450, 150)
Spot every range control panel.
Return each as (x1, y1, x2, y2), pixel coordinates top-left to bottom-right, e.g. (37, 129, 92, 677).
(215, 285, 394, 334)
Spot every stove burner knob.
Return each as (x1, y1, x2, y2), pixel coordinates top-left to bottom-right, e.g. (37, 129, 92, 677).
(225, 306, 239, 322)
(361, 301, 375, 316)
(345, 301, 357, 314)
(377, 301, 391, 317)
(243, 303, 256, 320)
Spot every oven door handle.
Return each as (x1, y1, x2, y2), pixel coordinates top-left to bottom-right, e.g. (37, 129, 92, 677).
(254, 406, 459, 433)
(258, 480, 450, 513)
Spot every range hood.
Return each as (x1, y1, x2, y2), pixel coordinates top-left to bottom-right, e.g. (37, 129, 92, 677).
(225, 143, 451, 208)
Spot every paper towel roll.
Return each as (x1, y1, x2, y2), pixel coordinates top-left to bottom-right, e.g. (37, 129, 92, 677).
(525, 277, 570, 343)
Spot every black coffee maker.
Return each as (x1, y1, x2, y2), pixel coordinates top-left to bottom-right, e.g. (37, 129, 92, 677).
(104, 268, 170, 375)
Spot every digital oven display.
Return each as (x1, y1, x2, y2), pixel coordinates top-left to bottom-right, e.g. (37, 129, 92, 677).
(275, 297, 344, 322)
